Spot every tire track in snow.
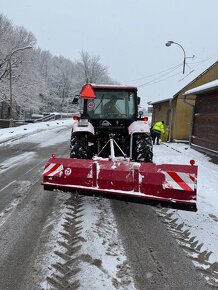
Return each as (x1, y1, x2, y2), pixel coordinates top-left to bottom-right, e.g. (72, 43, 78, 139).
(153, 143, 218, 288)
(34, 192, 136, 290)
(155, 208, 218, 288)
(46, 194, 84, 289)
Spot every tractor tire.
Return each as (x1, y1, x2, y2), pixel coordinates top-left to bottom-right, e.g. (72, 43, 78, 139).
(70, 133, 88, 159)
(134, 133, 153, 162)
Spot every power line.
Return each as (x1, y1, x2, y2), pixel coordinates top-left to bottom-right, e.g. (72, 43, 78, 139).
(122, 55, 217, 89)
(123, 62, 183, 83)
(137, 64, 183, 87)
(138, 71, 182, 88)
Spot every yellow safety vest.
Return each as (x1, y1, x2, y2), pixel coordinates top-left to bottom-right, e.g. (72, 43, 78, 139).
(152, 121, 165, 133)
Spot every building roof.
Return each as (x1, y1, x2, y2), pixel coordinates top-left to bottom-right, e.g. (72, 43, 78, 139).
(172, 60, 218, 98)
(148, 59, 218, 105)
(183, 79, 218, 96)
(149, 97, 172, 105)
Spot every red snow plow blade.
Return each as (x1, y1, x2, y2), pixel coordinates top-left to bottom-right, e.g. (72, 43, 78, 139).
(42, 155, 198, 211)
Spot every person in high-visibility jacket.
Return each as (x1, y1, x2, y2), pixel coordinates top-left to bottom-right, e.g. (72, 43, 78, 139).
(150, 121, 165, 145)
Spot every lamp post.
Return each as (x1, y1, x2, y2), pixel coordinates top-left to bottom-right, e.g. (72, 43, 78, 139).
(165, 41, 187, 74)
(8, 45, 32, 127)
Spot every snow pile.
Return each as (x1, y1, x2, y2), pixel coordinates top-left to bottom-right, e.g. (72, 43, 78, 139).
(0, 118, 73, 144)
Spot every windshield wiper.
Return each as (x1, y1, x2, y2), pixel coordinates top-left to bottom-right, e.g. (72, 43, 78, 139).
(93, 94, 104, 112)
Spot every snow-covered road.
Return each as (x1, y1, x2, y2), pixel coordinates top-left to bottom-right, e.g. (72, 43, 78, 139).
(0, 119, 137, 289)
(0, 119, 217, 288)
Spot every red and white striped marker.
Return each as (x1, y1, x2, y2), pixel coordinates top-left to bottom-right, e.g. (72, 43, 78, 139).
(162, 171, 196, 191)
(43, 163, 63, 177)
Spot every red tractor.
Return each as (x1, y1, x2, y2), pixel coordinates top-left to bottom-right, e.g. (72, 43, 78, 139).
(42, 84, 198, 212)
(70, 84, 153, 162)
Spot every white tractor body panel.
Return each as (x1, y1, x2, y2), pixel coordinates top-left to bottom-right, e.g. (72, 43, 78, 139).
(128, 121, 150, 134)
(73, 121, 95, 135)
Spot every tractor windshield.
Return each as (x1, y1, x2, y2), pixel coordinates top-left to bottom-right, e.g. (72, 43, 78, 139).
(85, 90, 136, 119)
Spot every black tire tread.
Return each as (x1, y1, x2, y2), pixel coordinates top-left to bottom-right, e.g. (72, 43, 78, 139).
(134, 133, 153, 162)
(70, 133, 88, 159)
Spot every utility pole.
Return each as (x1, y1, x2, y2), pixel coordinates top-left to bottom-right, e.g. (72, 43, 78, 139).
(9, 59, 13, 127)
(8, 45, 32, 127)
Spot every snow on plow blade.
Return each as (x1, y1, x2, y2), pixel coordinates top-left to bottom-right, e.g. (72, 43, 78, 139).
(42, 156, 198, 211)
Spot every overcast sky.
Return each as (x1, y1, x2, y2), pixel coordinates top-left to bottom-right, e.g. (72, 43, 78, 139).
(1, 0, 218, 107)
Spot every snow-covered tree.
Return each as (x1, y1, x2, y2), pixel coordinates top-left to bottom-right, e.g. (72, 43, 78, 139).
(0, 13, 118, 119)
(74, 50, 108, 87)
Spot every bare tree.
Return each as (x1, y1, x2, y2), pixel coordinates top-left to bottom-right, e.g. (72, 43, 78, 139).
(79, 50, 108, 83)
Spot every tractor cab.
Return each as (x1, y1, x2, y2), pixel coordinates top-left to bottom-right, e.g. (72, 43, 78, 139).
(83, 89, 137, 121)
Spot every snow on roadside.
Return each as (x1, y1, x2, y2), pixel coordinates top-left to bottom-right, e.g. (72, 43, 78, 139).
(0, 118, 73, 144)
(0, 152, 36, 172)
(153, 142, 218, 285)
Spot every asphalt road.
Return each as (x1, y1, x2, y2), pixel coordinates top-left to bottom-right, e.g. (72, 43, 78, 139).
(0, 126, 213, 290)
(0, 127, 70, 290)
(111, 200, 211, 290)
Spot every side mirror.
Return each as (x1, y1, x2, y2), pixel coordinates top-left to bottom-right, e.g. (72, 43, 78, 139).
(138, 110, 143, 119)
(72, 95, 80, 104)
(137, 97, 140, 105)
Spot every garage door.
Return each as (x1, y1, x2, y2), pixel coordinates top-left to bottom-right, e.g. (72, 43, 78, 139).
(192, 93, 218, 153)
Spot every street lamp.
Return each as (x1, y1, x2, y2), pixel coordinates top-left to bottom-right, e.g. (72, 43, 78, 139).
(165, 41, 187, 74)
(8, 45, 32, 127)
